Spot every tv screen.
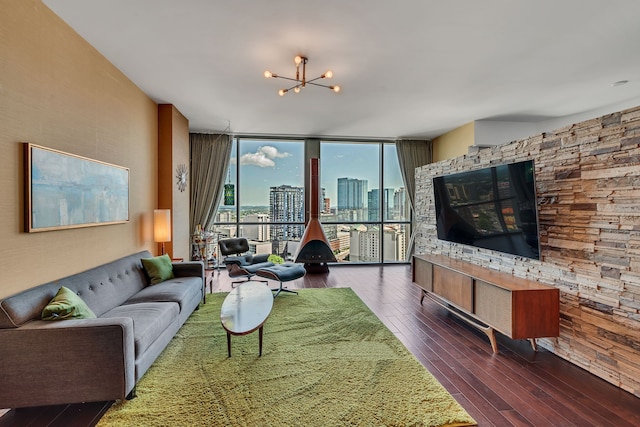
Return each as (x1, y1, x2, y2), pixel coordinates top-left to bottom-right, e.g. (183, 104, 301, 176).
(432, 160, 540, 259)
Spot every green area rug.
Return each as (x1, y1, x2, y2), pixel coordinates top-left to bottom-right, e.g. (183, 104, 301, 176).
(98, 287, 476, 427)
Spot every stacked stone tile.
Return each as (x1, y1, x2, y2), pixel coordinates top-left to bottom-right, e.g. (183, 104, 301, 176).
(415, 105, 640, 396)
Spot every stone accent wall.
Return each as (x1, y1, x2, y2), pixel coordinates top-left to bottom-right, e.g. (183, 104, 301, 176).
(415, 106, 640, 396)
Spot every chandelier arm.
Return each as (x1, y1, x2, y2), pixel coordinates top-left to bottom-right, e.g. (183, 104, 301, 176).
(272, 75, 301, 83)
(305, 75, 326, 84)
(306, 81, 334, 89)
(282, 82, 303, 92)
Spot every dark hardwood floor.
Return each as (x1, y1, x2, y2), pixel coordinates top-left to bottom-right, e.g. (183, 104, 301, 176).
(2, 265, 639, 426)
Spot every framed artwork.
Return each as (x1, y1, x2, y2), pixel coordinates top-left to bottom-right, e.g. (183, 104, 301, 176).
(24, 143, 130, 232)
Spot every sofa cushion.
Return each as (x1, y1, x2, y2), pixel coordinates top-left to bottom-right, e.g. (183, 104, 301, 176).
(41, 286, 97, 320)
(101, 302, 179, 356)
(124, 277, 202, 311)
(142, 254, 175, 284)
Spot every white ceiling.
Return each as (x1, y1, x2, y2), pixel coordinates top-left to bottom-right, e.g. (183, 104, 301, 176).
(43, 0, 640, 139)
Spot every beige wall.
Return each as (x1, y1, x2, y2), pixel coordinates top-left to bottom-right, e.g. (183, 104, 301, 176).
(432, 122, 474, 161)
(0, 0, 158, 299)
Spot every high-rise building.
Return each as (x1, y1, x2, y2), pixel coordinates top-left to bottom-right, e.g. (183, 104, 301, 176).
(321, 187, 329, 213)
(384, 224, 407, 262)
(248, 240, 272, 256)
(269, 185, 304, 242)
(337, 177, 368, 221)
(383, 188, 394, 220)
(393, 187, 407, 220)
(368, 189, 380, 221)
(349, 224, 407, 262)
(368, 188, 394, 221)
(215, 210, 235, 223)
(241, 214, 270, 242)
(349, 224, 378, 262)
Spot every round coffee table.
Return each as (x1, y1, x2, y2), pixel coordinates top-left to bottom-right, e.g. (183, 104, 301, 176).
(220, 282, 274, 357)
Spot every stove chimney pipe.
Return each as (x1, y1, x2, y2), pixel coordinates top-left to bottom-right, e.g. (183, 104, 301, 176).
(294, 158, 337, 273)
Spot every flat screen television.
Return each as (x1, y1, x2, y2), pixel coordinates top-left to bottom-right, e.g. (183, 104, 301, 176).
(432, 160, 540, 259)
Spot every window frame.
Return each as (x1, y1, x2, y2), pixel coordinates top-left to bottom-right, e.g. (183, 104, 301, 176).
(211, 136, 411, 264)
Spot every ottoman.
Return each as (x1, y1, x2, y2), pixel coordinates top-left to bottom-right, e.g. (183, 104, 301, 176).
(256, 263, 306, 297)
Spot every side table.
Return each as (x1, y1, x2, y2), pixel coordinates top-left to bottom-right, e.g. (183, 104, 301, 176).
(204, 267, 217, 300)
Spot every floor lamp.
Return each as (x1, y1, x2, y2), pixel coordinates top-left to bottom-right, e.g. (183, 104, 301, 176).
(154, 209, 172, 255)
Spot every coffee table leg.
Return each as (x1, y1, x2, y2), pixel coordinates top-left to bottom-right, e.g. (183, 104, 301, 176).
(227, 332, 231, 357)
(259, 325, 263, 356)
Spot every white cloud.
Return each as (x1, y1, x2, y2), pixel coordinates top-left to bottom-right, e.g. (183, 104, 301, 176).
(240, 146, 291, 168)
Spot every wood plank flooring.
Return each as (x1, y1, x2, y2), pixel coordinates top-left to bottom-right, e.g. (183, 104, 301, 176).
(2, 264, 639, 426)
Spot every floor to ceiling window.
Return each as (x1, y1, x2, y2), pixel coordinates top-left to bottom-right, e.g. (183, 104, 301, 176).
(210, 137, 410, 264)
(213, 138, 305, 258)
(320, 141, 410, 263)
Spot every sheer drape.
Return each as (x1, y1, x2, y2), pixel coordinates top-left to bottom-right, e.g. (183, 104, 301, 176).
(395, 139, 433, 259)
(189, 133, 233, 231)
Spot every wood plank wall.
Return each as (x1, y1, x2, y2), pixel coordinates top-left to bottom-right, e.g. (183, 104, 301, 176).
(415, 106, 640, 397)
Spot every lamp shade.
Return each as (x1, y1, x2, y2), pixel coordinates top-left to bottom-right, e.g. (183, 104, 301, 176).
(153, 209, 172, 243)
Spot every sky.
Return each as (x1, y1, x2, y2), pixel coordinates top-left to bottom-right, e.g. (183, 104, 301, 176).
(227, 139, 404, 207)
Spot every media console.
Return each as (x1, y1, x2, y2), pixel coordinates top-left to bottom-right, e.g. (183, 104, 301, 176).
(413, 254, 560, 353)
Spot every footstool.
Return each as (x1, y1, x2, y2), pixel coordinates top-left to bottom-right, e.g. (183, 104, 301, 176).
(256, 263, 306, 298)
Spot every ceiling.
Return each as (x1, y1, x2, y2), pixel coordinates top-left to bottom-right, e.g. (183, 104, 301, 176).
(43, 0, 640, 139)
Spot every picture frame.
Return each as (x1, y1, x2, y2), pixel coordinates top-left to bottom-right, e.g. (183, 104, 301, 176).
(24, 143, 130, 232)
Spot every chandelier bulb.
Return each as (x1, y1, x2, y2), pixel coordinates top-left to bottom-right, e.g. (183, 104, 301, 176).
(294, 56, 303, 65)
(332, 85, 341, 93)
(264, 70, 273, 78)
(278, 89, 287, 96)
(294, 86, 301, 93)
(324, 70, 333, 79)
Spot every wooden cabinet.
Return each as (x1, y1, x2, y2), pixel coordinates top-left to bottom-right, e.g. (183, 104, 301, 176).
(433, 264, 473, 312)
(413, 254, 559, 353)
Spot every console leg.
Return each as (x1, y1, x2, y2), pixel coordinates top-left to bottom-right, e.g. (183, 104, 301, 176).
(259, 325, 264, 356)
(227, 332, 232, 357)
(487, 328, 499, 354)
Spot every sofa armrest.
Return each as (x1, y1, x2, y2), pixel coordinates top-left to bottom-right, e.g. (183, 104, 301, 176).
(172, 261, 204, 278)
(0, 317, 135, 408)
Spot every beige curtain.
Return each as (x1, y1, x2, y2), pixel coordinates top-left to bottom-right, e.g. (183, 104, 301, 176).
(395, 139, 433, 258)
(189, 133, 233, 231)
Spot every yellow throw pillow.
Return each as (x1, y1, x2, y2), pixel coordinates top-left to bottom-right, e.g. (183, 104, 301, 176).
(41, 286, 97, 320)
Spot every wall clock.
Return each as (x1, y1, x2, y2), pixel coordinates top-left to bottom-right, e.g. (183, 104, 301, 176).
(176, 163, 188, 192)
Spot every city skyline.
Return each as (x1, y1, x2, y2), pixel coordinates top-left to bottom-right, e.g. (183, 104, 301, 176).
(227, 139, 405, 207)
(213, 180, 411, 262)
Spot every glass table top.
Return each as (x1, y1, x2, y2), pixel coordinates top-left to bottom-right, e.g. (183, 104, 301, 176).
(220, 281, 274, 335)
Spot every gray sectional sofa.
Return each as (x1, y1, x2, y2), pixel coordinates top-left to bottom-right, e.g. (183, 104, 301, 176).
(0, 250, 204, 408)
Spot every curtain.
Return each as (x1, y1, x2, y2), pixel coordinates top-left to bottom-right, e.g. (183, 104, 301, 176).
(189, 133, 233, 232)
(395, 139, 433, 259)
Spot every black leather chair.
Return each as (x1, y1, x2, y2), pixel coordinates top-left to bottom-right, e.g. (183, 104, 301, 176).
(218, 237, 274, 286)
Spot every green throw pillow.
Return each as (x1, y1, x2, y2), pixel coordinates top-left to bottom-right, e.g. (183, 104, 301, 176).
(41, 286, 97, 321)
(142, 254, 175, 284)
(268, 254, 284, 264)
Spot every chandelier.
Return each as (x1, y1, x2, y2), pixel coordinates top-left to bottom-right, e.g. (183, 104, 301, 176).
(264, 56, 341, 96)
